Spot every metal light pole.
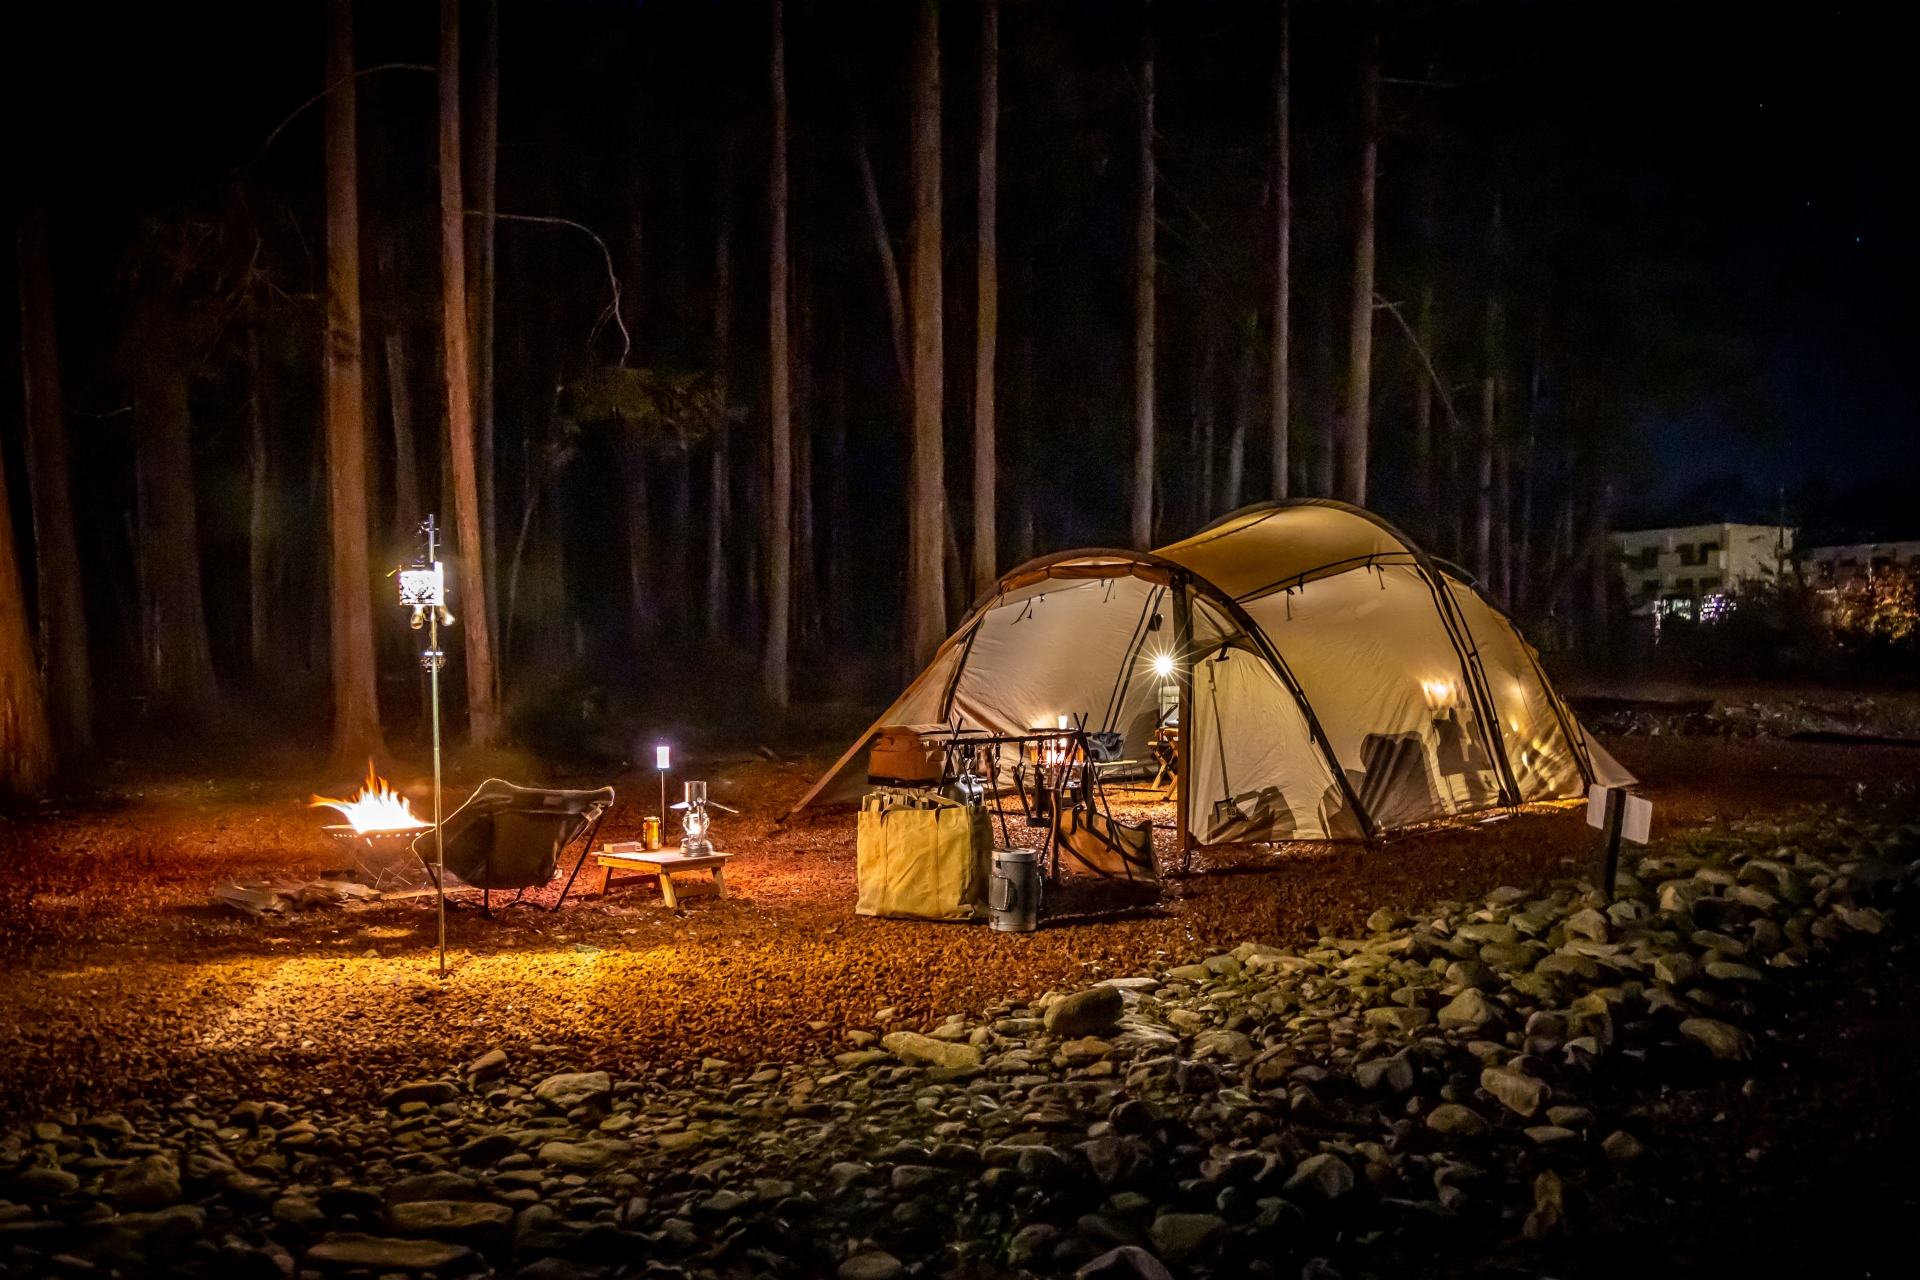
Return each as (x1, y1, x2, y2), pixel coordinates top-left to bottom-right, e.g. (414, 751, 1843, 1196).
(401, 516, 454, 979)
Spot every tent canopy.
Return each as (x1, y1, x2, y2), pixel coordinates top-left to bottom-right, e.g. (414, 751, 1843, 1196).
(794, 500, 1631, 843)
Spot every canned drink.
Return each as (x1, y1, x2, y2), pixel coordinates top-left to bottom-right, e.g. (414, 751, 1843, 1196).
(643, 816, 662, 850)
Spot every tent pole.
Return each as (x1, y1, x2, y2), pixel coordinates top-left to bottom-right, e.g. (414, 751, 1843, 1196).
(1172, 572, 1193, 874)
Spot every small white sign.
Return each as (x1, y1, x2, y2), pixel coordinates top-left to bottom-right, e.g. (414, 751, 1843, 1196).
(1622, 794, 1653, 845)
(1586, 783, 1608, 829)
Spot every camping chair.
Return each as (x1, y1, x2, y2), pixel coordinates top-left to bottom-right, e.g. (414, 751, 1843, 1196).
(410, 779, 615, 915)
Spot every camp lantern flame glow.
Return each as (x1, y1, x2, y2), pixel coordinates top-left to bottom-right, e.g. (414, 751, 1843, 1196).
(1421, 679, 1456, 707)
(1151, 651, 1175, 679)
(311, 762, 431, 833)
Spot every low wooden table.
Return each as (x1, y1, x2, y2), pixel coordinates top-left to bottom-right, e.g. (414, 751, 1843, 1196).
(585, 848, 730, 908)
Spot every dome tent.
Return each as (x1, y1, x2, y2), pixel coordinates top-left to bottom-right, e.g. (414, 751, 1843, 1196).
(793, 500, 1631, 845)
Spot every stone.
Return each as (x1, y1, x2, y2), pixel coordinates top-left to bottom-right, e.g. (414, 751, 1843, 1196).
(1679, 1017, 1752, 1060)
(1602, 1130, 1647, 1162)
(271, 1196, 327, 1231)
(538, 1139, 632, 1171)
(1523, 1169, 1565, 1240)
(1445, 959, 1497, 990)
(882, 1031, 981, 1071)
(388, 1200, 513, 1238)
(1437, 988, 1497, 1031)
(838, 1251, 905, 1280)
(1564, 908, 1610, 941)
(381, 1080, 460, 1109)
(3, 1166, 79, 1199)
(1354, 1053, 1414, 1094)
(834, 1050, 890, 1069)
(455, 1133, 516, 1165)
(1148, 1212, 1229, 1264)
(1653, 954, 1698, 987)
(1705, 961, 1765, 982)
(1426, 1103, 1489, 1137)
(1363, 1006, 1430, 1035)
(1191, 1029, 1256, 1063)
(1045, 987, 1126, 1038)
(889, 1165, 945, 1194)
(303, 1234, 474, 1271)
(1481, 1067, 1548, 1118)
(1077, 1245, 1177, 1280)
(111, 1204, 207, 1250)
(111, 1154, 181, 1209)
(533, 1071, 611, 1111)
(82, 1113, 134, 1141)
(1282, 1153, 1354, 1201)
(1009, 1224, 1061, 1266)
(1167, 964, 1212, 982)
(1524, 1126, 1578, 1145)
(697, 1190, 749, 1215)
(1547, 1106, 1594, 1129)
(467, 1049, 510, 1082)
(386, 1173, 481, 1205)
(1077, 1135, 1149, 1188)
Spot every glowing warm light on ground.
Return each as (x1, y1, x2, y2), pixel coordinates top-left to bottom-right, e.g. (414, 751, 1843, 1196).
(311, 763, 431, 833)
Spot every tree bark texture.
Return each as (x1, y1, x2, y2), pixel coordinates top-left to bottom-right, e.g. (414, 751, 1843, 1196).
(972, 0, 999, 596)
(439, 0, 502, 745)
(855, 138, 910, 392)
(765, 0, 793, 706)
(248, 328, 272, 673)
(0, 434, 53, 794)
(1476, 197, 1503, 586)
(132, 363, 219, 717)
(1271, 0, 1291, 502)
(707, 142, 732, 636)
(1131, 52, 1156, 550)
(1340, 26, 1379, 507)
(324, 0, 384, 765)
(1412, 284, 1433, 528)
(386, 326, 421, 549)
(471, 0, 501, 650)
(16, 192, 92, 759)
(906, 0, 947, 668)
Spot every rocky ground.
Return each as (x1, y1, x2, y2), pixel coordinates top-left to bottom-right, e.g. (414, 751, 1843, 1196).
(5, 761, 1919, 1280)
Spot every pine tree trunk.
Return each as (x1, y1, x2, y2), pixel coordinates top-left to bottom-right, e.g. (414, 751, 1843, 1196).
(1271, 0, 1291, 501)
(1495, 439, 1512, 606)
(1131, 51, 1156, 549)
(0, 436, 52, 793)
(906, 0, 947, 668)
(1476, 197, 1503, 587)
(324, 0, 383, 766)
(1193, 319, 1217, 525)
(972, 0, 999, 595)
(472, 0, 500, 650)
(855, 139, 910, 392)
(438, 0, 501, 745)
(248, 328, 272, 674)
(707, 141, 732, 636)
(1224, 331, 1253, 512)
(132, 362, 220, 717)
(764, 0, 792, 706)
(1340, 26, 1379, 507)
(16, 190, 92, 759)
(386, 326, 421, 548)
(623, 439, 653, 634)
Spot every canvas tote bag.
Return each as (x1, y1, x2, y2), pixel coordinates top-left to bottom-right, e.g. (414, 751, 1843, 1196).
(856, 789, 992, 920)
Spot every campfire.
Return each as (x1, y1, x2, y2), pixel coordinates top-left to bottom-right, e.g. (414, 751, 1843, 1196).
(311, 763, 431, 834)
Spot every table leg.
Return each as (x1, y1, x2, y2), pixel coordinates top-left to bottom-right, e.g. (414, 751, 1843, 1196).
(587, 862, 612, 897)
(712, 866, 727, 900)
(659, 872, 678, 910)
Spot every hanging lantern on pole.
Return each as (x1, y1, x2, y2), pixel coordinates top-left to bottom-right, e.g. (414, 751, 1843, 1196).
(399, 516, 454, 979)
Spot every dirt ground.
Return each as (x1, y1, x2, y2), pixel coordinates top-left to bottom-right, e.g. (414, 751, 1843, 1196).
(3, 734, 1916, 1124)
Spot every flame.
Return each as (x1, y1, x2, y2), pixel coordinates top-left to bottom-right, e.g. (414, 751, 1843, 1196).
(312, 762, 431, 833)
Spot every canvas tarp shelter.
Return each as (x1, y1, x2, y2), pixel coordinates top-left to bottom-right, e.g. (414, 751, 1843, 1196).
(792, 500, 1632, 844)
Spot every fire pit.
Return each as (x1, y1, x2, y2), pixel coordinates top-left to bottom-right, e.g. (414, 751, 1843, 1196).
(312, 765, 434, 895)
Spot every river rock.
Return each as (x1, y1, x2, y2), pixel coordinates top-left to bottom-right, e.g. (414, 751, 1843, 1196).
(882, 1031, 981, 1070)
(1354, 1054, 1414, 1094)
(838, 1251, 905, 1280)
(1438, 988, 1498, 1031)
(111, 1154, 182, 1209)
(1363, 1006, 1430, 1035)
(1425, 1104, 1489, 1137)
(3, 1166, 79, 1199)
(1481, 1067, 1547, 1117)
(1045, 987, 1126, 1038)
(466, 1048, 509, 1082)
(533, 1071, 612, 1111)
(304, 1234, 474, 1271)
(388, 1200, 513, 1239)
(538, 1139, 632, 1171)
(1008, 1223, 1061, 1266)
(1283, 1153, 1354, 1201)
(1078, 1244, 1177, 1280)
(1678, 1018, 1752, 1060)
(1191, 1029, 1255, 1063)
(381, 1080, 460, 1109)
(1602, 1130, 1647, 1162)
(1148, 1212, 1228, 1264)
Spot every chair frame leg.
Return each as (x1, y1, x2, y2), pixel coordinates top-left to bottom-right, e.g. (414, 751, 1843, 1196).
(549, 811, 610, 912)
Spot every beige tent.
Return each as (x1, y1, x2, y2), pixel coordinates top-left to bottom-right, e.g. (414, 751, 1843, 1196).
(793, 501, 1631, 844)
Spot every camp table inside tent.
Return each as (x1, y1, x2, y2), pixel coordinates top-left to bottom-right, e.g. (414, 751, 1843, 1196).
(793, 499, 1634, 883)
